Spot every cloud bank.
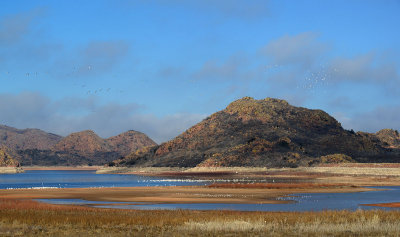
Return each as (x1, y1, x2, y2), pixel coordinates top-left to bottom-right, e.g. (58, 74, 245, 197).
(0, 92, 205, 143)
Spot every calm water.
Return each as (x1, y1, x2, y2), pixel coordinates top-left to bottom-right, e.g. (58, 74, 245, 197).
(2, 170, 400, 211)
(0, 170, 303, 189)
(0, 170, 212, 189)
(37, 186, 400, 211)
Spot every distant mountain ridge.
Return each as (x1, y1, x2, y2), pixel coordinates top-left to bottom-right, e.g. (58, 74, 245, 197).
(0, 125, 62, 150)
(53, 130, 113, 154)
(0, 125, 156, 166)
(113, 97, 400, 168)
(52, 130, 157, 159)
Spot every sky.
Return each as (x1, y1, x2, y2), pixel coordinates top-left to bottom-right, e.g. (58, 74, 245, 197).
(0, 0, 399, 143)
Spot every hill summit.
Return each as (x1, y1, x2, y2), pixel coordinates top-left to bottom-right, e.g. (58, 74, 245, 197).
(53, 130, 113, 155)
(113, 97, 399, 168)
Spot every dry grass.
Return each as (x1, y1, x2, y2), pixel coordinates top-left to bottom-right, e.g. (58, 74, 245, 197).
(1, 198, 400, 236)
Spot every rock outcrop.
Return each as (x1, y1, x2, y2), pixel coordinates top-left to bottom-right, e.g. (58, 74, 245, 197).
(375, 129, 400, 149)
(0, 146, 19, 167)
(114, 97, 399, 168)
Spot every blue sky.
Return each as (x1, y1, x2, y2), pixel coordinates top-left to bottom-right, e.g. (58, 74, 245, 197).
(0, 0, 399, 143)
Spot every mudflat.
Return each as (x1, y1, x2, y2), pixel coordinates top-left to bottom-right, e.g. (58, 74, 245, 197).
(0, 184, 375, 204)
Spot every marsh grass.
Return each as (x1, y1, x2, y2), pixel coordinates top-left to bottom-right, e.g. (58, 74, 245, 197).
(1, 199, 400, 236)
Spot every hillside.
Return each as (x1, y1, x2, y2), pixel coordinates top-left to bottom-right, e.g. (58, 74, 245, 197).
(0, 146, 19, 167)
(53, 130, 113, 155)
(106, 130, 157, 157)
(0, 125, 156, 166)
(113, 97, 400, 168)
(375, 129, 400, 149)
(0, 125, 62, 150)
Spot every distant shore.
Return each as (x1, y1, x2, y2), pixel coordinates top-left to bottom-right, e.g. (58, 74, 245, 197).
(96, 164, 400, 182)
(0, 167, 24, 174)
(22, 166, 102, 171)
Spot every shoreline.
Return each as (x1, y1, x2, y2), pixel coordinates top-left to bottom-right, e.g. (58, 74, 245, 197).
(22, 166, 102, 171)
(96, 164, 400, 177)
(0, 184, 376, 204)
(0, 167, 24, 174)
(3, 164, 400, 209)
(96, 165, 400, 187)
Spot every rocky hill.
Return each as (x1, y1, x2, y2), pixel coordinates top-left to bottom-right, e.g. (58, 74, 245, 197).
(0, 125, 62, 150)
(53, 130, 113, 155)
(113, 97, 400, 168)
(375, 129, 400, 149)
(0, 146, 19, 167)
(106, 130, 157, 157)
(0, 125, 156, 166)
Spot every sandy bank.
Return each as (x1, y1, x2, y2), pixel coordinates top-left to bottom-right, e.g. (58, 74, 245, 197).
(0, 167, 24, 174)
(96, 165, 400, 187)
(0, 184, 375, 204)
(97, 164, 400, 177)
(23, 166, 101, 171)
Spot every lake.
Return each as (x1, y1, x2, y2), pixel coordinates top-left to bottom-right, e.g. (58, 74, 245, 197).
(1, 170, 399, 211)
(0, 170, 212, 189)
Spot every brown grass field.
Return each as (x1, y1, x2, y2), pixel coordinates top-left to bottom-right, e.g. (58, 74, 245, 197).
(1, 198, 400, 236)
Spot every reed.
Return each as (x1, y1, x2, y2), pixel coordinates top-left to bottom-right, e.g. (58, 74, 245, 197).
(1, 198, 400, 236)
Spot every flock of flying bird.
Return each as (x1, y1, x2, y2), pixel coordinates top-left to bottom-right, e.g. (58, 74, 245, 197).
(3, 64, 339, 96)
(2, 65, 125, 95)
(264, 63, 338, 92)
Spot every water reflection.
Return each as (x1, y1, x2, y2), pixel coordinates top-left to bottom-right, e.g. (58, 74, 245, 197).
(0, 170, 212, 189)
(37, 187, 400, 212)
(0, 170, 309, 189)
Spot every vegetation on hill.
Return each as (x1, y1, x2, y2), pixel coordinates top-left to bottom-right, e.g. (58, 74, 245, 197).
(0, 125, 62, 150)
(0, 146, 19, 167)
(0, 125, 156, 166)
(113, 97, 400, 168)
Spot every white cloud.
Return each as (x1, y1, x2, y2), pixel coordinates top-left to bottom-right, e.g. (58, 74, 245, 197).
(328, 53, 399, 83)
(0, 8, 46, 45)
(260, 32, 329, 68)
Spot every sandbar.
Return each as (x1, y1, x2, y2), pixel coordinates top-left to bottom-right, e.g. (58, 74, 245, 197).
(0, 184, 375, 204)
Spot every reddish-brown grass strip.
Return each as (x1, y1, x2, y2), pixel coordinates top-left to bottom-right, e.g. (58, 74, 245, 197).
(362, 202, 400, 208)
(318, 163, 400, 168)
(206, 182, 356, 189)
